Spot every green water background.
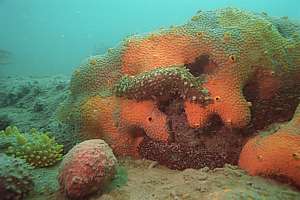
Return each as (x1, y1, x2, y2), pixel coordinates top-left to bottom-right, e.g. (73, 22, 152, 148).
(0, 0, 299, 76)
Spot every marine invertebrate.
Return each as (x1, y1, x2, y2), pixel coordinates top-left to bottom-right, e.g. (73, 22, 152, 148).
(0, 153, 34, 200)
(0, 126, 63, 168)
(239, 104, 300, 187)
(58, 139, 117, 199)
(120, 8, 300, 129)
(115, 65, 210, 103)
(80, 95, 169, 157)
(62, 66, 210, 157)
(60, 7, 300, 176)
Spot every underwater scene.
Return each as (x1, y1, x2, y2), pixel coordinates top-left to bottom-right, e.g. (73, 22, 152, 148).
(0, 0, 300, 199)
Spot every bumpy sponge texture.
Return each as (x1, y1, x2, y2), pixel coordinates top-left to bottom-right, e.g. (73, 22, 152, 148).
(70, 49, 123, 96)
(59, 8, 300, 157)
(121, 8, 300, 128)
(239, 104, 300, 187)
(67, 8, 299, 128)
(80, 96, 169, 157)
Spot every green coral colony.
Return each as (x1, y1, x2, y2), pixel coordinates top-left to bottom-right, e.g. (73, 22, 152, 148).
(0, 153, 34, 200)
(0, 126, 63, 168)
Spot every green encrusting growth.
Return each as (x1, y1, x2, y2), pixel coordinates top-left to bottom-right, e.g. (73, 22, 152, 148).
(0, 153, 34, 200)
(0, 126, 63, 168)
(114, 66, 211, 104)
(104, 166, 128, 193)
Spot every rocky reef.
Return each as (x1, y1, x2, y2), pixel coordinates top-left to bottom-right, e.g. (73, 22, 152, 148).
(59, 7, 300, 188)
(0, 76, 80, 153)
(0, 7, 300, 200)
(0, 75, 298, 199)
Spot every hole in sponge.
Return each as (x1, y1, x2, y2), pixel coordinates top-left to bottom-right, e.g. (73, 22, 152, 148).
(157, 95, 185, 115)
(198, 114, 224, 137)
(127, 127, 147, 138)
(184, 54, 217, 76)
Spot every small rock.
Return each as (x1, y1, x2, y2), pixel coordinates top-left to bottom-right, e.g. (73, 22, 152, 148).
(196, 172, 208, 181)
(148, 161, 159, 169)
(200, 167, 210, 172)
(58, 139, 118, 199)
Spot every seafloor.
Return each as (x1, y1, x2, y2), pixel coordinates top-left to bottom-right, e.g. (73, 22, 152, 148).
(0, 76, 300, 200)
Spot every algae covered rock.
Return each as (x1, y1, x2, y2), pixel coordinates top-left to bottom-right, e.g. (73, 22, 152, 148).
(58, 139, 117, 199)
(0, 126, 63, 168)
(0, 153, 34, 200)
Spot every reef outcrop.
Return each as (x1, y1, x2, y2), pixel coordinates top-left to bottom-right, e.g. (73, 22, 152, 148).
(59, 7, 300, 186)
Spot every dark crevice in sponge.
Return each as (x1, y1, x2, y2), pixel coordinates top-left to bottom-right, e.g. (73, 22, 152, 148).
(139, 97, 248, 170)
(184, 54, 217, 77)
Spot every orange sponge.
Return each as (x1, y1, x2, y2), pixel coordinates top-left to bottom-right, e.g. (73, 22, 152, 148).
(121, 33, 209, 75)
(119, 99, 169, 142)
(80, 96, 168, 157)
(60, 8, 300, 161)
(184, 65, 251, 128)
(239, 104, 300, 186)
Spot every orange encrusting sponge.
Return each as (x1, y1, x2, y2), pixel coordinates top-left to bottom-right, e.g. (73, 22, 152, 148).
(239, 104, 300, 186)
(121, 33, 212, 75)
(184, 68, 251, 128)
(119, 99, 169, 142)
(80, 96, 169, 158)
(81, 96, 140, 157)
